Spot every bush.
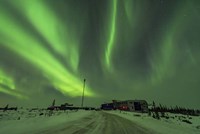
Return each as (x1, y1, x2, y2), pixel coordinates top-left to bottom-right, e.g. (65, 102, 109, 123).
(155, 111, 160, 120)
(148, 111, 151, 116)
(182, 119, 192, 124)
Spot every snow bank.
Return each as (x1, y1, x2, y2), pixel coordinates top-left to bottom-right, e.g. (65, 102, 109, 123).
(107, 110, 200, 134)
(0, 109, 92, 134)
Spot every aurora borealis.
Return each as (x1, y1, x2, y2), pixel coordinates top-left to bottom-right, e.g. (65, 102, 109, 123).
(0, 0, 200, 108)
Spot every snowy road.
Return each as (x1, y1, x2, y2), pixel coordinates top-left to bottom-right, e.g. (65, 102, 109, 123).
(35, 111, 157, 134)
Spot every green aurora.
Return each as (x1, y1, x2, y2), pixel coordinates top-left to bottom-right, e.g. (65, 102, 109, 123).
(0, 0, 200, 108)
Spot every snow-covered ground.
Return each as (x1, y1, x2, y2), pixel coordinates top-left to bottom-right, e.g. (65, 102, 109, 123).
(107, 110, 200, 134)
(0, 109, 92, 134)
(0, 109, 200, 134)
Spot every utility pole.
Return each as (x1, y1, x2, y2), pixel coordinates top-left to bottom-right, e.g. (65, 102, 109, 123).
(81, 79, 86, 107)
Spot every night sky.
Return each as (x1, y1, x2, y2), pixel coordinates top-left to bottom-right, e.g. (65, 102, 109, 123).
(0, 0, 200, 108)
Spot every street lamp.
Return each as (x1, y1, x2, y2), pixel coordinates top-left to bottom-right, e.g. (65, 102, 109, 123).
(81, 79, 86, 107)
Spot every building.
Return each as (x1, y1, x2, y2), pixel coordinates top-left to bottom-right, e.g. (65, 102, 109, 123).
(101, 103, 114, 110)
(47, 99, 74, 110)
(101, 100, 148, 112)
